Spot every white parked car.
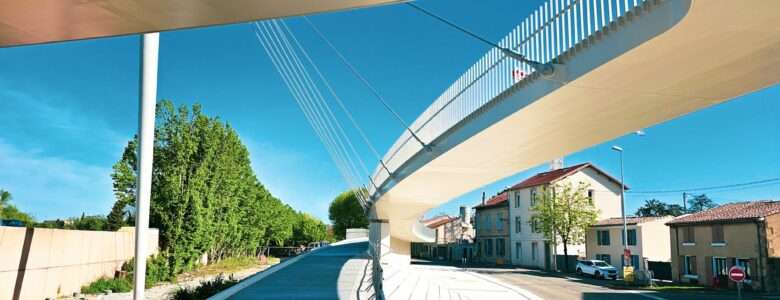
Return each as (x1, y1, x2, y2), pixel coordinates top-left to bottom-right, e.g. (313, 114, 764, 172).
(576, 260, 618, 279)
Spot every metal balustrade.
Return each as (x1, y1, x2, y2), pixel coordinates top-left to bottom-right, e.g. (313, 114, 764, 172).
(369, 0, 650, 198)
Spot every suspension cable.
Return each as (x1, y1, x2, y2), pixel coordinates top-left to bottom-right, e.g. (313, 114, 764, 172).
(302, 16, 430, 151)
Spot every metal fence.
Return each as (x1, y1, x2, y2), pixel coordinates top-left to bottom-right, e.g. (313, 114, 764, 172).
(369, 0, 649, 197)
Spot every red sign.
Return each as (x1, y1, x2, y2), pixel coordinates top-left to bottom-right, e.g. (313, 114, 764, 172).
(729, 266, 746, 282)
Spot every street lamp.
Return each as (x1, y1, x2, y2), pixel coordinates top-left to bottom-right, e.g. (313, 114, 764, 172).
(611, 145, 629, 267)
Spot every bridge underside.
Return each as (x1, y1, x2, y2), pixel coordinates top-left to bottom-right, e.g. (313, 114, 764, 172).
(375, 0, 780, 244)
(0, 0, 403, 48)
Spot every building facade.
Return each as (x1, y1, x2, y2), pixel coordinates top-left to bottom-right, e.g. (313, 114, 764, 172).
(586, 216, 674, 277)
(411, 207, 474, 262)
(667, 201, 780, 291)
(474, 193, 511, 265)
(507, 163, 624, 270)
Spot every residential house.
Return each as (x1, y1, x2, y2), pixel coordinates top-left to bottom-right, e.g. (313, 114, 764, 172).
(586, 216, 674, 278)
(410, 207, 474, 262)
(474, 193, 511, 265)
(507, 162, 624, 270)
(667, 201, 780, 291)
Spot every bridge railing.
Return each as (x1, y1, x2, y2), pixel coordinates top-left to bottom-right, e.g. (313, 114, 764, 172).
(370, 0, 648, 197)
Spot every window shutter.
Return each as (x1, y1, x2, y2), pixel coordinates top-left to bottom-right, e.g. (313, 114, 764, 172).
(691, 256, 697, 274)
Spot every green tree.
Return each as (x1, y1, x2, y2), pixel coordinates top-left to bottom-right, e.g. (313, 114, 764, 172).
(0, 189, 11, 220)
(635, 199, 685, 217)
(68, 214, 109, 231)
(292, 212, 328, 245)
(328, 190, 368, 240)
(108, 100, 300, 277)
(531, 182, 598, 272)
(1, 204, 34, 224)
(687, 194, 717, 213)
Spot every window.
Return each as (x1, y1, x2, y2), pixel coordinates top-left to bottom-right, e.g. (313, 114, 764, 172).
(496, 238, 506, 257)
(531, 217, 542, 233)
(477, 241, 482, 256)
(597, 230, 611, 246)
(530, 188, 537, 206)
(683, 256, 697, 276)
(712, 257, 728, 277)
(736, 258, 753, 280)
(711, 224, 725, 244)
(515, 216, 522, 233)
(683, 226, 696, 244)
(595, 254, 611, 265)
(622, 229, 637, 246)
(531, 242, 538, 260)
(587, 189, 595, 205)
(515, 242, 522, 259)
(515, 193, 521, 208)
(485, 215, 491, 231)
(485, 239, 494, 256)
(496, 214, 504, 231)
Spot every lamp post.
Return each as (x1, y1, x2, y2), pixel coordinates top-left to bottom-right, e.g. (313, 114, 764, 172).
(611, 145, 629, 267)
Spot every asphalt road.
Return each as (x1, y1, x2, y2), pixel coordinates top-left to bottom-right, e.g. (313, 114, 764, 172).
(472, 267, 777, 300)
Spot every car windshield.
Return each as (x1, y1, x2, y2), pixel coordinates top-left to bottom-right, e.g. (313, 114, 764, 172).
(594, 262, 610, 267)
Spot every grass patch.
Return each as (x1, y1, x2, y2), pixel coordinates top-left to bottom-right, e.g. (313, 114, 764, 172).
(648, 282, 714, 292)
(172, 274, 239, 300)
(179, 256, 278, 280)
(81, 277, 132, 294)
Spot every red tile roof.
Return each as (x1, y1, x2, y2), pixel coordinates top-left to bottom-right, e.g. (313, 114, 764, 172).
(592, 216, 669, 227)
(474, 192, 508, 209)
(509, 162, 626, 190)
(426, 216, 459, 228)
(421, 215, 451, 226)
(666, 201, 780, 225)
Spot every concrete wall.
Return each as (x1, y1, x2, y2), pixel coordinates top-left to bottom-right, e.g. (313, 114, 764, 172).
(0, 226, 158, 300)
(640, 217, 673, 262)
(346, 228, 369, 240)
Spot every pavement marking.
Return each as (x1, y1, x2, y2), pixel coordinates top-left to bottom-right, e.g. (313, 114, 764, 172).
(464, 271, 544, 300)
(625, 290, 668, 300)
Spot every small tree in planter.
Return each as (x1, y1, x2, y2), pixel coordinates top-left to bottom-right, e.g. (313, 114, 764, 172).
(531, 181, 598, 272)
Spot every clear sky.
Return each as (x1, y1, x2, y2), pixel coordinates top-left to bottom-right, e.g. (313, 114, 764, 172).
(0, 0, 777, 223)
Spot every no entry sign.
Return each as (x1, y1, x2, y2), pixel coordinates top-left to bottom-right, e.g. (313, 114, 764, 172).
(729, 266, 746, 282)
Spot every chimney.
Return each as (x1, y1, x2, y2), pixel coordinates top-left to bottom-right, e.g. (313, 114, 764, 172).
(459, 206, 468, 222)
(481, 192, 486, 205)
(550, 157, 564, 170)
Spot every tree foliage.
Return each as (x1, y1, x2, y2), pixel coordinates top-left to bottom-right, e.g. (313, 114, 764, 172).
(328, 190, 368, 240)
(108, 100, 309, 277)
(635, 199, 685, 217)
(531, 182, 599, 272)
(292, 212, 328, 245)
(687, 193, 717, 213)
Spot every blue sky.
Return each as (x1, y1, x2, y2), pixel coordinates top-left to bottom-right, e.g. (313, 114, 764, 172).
(0, 0, 777, 223)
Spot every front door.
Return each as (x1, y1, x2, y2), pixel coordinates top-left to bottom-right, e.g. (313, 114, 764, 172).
(544, 242, 552, 270)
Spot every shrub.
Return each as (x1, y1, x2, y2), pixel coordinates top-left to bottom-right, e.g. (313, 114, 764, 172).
(172, 274, 239, 300)
(122, 254, 173, 287)
(81, 277, 132, 294)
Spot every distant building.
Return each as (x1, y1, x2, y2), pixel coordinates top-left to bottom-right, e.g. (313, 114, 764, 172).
(667, 201, 780, 292)
(586, 216, 674, 278)
(411, 207, 474, 262)
(506, 162, 624, 270)
(474, 193, 510, 265)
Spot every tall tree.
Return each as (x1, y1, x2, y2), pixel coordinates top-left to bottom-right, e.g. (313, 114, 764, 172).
(108, 100, 306, 276)
(687, 194, 717, 213)
(328, 190, 368, 240)
(531, 181, 599, 272)
(292, 212, 328, 245)
(635, 199, 686, 217)
(0, 189, 11, 219)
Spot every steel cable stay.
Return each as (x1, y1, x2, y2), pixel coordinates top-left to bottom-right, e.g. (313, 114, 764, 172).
(302, 16, 431, 152)
(254, 21, 373, 206)
(253, 23, 367, 205)
(278, 20, 392, 179)
(264, 20, 372, 206)
(253, 27, 360, 196)
(270, 20, 372, 181)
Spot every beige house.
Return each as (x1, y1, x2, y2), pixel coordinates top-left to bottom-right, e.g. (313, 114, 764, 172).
(411, 207, 474, 262)
(507, 162, 624, 270)
(474, 193, 511, 265)
(586, 216, 674, 277)
(667, 201, 780, 292)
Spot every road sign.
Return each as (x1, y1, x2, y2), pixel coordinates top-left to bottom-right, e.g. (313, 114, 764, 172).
(729, 266, 746, 282)
(623, 248, 631, 259)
